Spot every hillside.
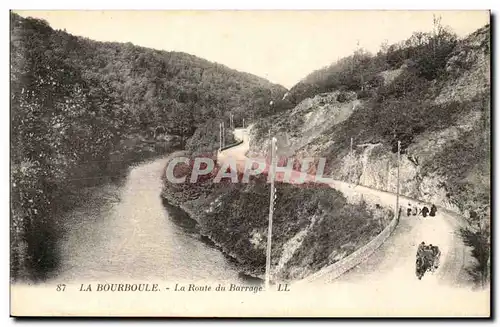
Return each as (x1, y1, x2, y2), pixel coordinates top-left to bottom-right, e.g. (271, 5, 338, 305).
(10, 12, 285, 281)
(248, 23, 491, 286)
(161, 153, 392, 281)
(11, 13, 286, 138)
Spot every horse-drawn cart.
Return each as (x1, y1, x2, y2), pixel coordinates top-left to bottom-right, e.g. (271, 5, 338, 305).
(415, 243, 441, 280)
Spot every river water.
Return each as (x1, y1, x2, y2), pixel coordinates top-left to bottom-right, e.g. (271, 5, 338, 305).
(54, 155, 248, 284)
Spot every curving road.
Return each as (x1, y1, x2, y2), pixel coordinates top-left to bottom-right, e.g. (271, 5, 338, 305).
(11, 128, 487, 317)
(218, 127, 471, 289)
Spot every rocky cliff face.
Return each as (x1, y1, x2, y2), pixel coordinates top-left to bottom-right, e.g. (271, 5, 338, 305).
(342, 26, 490, 216)
(435, 25, 490, 104)
(248, 90, 360, 159)
(249, 25, 490, 220)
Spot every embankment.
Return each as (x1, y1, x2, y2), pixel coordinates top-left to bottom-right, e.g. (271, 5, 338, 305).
(298, 206, 398, 284)
(160, 151, 392, 282)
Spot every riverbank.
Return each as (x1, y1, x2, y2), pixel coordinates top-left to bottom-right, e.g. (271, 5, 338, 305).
(158, 150, 259, 277)
(160, 152, 391, 282)
(161, 197, 262, 282)
(10, 136, 178, 283)
(44, 152, 245, 284)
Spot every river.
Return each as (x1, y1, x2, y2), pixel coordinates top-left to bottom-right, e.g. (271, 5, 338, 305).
(53, 154, 250, 284)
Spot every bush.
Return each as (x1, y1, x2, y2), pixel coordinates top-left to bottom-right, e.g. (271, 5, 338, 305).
(414, 36, 458, 80)
(356, 89, 373, 99)
(367, 74, 385, 89)
(336, 91, 351, 103)
(185, 119, 235, 154)
(460, 226, 490, 287)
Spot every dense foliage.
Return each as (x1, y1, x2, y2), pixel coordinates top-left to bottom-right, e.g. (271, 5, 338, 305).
(272, 17, 458, 113)
(10, 12, 285, 281)
(162, 155, 384, 279)
(252, 21, 490, 287)
(31, 16, 285, 134)
(185, 119, 236, 154)
(11, 15, 128, 281)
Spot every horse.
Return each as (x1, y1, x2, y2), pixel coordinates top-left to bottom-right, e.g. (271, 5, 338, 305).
(416, 247, 436, 280)
(416, 256, 432, 280)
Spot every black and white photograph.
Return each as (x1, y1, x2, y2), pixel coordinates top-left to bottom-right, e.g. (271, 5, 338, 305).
(9, 9, 491, 317)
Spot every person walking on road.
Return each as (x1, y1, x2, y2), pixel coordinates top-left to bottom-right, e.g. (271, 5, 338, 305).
(417, 242, 426, 257)
(430, 204, 437, 217)
(421, 206, 429, 218)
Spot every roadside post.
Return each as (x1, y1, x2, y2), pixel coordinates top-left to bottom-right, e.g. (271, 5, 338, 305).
(265, 137, 277, 290)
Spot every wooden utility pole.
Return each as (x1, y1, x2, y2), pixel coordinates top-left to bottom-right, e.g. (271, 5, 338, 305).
(265, 137, 277, 290)
(219, 122, 222, 151)
(395, 140, 401, 218)
(243, 118, 245, 129)
(386, 160, 391, 192)
(349, 137, 353, 185)
(222, 121, 225, 148)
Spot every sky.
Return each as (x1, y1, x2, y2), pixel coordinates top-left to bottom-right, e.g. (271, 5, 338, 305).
(14, 10, 490, 89)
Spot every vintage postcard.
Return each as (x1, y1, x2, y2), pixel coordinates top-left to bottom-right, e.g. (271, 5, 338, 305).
(10, 10, 491, 317)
